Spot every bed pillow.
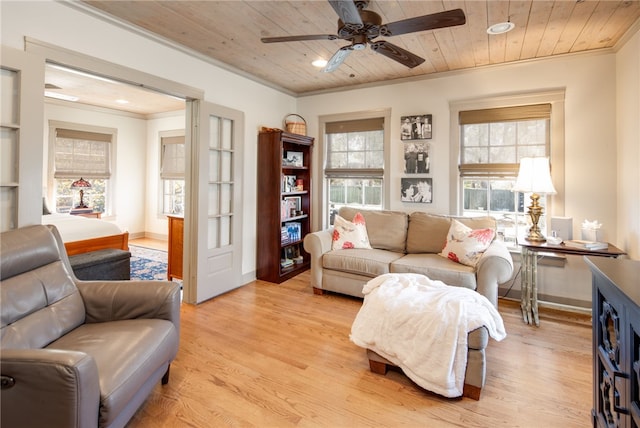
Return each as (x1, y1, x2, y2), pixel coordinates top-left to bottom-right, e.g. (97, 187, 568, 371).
(332, 212, 372, 250)
(439, 219, 495, 267)
(42, 197, 52, 215)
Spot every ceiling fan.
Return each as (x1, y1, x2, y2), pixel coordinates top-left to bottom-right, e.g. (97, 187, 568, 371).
(261, 0, 466, 72)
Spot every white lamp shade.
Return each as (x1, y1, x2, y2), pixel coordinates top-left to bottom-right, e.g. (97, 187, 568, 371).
(512, 157, 556, 194)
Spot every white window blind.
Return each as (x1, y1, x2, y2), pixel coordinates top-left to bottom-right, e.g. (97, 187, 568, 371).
(325, 117, 384, 177)
(160, 136, 185, 179)
(459, 104, 551, 178)
(54, 128, 112, 179)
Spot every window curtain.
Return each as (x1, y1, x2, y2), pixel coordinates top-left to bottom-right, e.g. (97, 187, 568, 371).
(53, 128, 112, 179)
(160, 136, 185, 179)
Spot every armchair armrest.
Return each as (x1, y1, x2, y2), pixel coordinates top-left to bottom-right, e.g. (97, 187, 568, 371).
(303, 229, 333, 290)
(1, 349, 100, 428)
(475, 240, 514, 307)
(76, 281, 180, 334)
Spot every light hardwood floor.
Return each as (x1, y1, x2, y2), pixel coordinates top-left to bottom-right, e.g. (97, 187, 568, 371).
(127, 269, 592, 427)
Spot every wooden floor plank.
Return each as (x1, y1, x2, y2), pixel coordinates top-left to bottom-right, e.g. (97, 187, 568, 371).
(127, 271, 592, 427)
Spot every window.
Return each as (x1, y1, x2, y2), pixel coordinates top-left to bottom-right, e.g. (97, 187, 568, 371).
(324, 117, 385, 225)
(160, 134, 185, 215)
(51, 125, 115, 214)
(451, 94, 566, 247)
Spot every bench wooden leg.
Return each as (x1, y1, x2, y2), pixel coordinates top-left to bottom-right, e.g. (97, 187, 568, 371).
(368, 359, 388, 375)
(462, 383, 482, 400)
(162, 365, 171, 385)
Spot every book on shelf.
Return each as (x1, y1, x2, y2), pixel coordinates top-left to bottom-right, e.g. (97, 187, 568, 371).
(563, 239, 608, 250)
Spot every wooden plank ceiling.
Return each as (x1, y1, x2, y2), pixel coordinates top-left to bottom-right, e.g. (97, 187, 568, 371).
(79, 1, 640, 95)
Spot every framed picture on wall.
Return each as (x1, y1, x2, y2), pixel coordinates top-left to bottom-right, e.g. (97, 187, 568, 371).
(403, 142, 431, 174)
(400, 115, 432, 140)
(401, 178, 432, 203)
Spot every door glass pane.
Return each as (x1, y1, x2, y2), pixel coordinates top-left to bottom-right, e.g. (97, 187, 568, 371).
(0, 187, 16, 231)
(221, 151, 232, 182)
(1, 128, 17, 183)
(209, 117, 219, 149)
(208, 217, 218, 248)
(0, 68, 18, 124)
(220, 216, 231, 246)
(209, 151, 219, 182)
(208, 183, 219, 216)
(221, 119, 232, 150)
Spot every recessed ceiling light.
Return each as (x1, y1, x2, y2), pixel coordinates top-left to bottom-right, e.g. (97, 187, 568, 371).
(312, 59, 328, 68)
(44, 91, 79, 102)
(487, 22, 515, 35)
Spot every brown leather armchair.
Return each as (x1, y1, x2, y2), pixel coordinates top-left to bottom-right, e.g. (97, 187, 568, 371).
(0, 225, 180, 428)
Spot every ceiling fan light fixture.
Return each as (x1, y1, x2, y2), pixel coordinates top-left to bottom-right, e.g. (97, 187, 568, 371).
(312, 59, 328, 68)
(487, 21, 515, 35)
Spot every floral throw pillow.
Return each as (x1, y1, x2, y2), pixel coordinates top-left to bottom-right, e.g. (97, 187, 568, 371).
(439, 219, 496, 267)
(331, 212, 372, 250)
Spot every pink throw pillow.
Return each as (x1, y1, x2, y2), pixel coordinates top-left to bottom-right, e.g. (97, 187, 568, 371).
(331, 212, 372, 250)
(439, 219, 495, 267)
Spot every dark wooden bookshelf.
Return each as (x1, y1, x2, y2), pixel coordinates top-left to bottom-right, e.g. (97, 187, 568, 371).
(256, 130, 313, 283)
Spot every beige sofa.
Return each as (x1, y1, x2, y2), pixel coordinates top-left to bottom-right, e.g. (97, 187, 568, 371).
(0, 225, 180, 428)
(303, 207, 514, 307)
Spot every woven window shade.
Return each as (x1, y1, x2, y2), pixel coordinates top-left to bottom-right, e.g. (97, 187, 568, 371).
(54, 128, 112, 179)
(459, 104, 551, 125)
(161, 136, 185, 179)
(325, 117, 384, 134)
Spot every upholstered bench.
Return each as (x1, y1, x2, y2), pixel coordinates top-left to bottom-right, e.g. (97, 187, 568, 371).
(69, 248, 131, 280)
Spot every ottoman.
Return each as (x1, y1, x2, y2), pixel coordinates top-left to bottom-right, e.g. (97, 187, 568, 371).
(350, 273, 506, 400)
(69, 248, 131, 280)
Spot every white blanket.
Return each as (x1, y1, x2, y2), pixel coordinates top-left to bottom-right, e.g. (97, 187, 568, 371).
(350, 273, 506, 398)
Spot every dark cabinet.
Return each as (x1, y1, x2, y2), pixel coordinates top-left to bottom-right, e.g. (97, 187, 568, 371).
(256, 130, 313, 283)
(587, 256, 640, 428)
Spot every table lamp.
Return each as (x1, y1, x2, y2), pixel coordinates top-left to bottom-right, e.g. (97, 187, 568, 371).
(71, 177, 91, 208)
(512, 157, 556, 241)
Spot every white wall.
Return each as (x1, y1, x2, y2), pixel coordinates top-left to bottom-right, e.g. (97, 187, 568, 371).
(298, 51, 621, 307)
(616, 29, 640, 260)
(2, 0, 298, 279)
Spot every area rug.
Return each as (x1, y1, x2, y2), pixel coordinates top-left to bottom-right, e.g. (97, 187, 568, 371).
(130, 245, 168, 281)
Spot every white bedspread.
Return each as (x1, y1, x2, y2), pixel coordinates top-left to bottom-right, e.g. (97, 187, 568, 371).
(42, 214, 122, 243)
(350, 273, 506, 398)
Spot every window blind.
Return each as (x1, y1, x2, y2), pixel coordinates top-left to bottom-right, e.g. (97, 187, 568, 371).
(459, 104, 551, 125)
(53, 128, 112, 179)
(160, 136, 185, 179)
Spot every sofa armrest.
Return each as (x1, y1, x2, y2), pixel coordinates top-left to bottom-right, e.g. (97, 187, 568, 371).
(1, 349, 100, 428)
(475, 240, 514, 307)
(77, 281, 180, 334)
(303, 229, 333, 290)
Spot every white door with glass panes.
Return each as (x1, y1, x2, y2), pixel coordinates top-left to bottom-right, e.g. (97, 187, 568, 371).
(183, 100, 243, 304)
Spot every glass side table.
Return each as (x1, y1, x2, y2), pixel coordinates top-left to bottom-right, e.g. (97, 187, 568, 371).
(517, 238, 626, 326)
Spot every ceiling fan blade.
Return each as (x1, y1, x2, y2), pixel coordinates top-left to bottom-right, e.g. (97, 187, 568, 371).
(328, 0, 363, 27)
(370, 41, 425, 69)
(261, 34, 339, 43)
(382, 8, 466, 37)
(323, 46, 353, 73)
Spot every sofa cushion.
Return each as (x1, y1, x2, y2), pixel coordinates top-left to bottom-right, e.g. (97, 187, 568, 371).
(339, 207, 408, 252)
(331, 213, 372, 250)
(47, 318, 178, 427)
(439, 220, 496, 267)
(323, 248, 404, 278)
(406, 213, 497, 254)
(390, 254, 477, 290)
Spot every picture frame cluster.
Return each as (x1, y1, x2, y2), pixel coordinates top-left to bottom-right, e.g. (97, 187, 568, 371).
(400, 114, 433, 204)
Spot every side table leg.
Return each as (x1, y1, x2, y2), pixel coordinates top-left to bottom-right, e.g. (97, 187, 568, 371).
(531, 251, 539, 326)
(520, 247, 531, 324)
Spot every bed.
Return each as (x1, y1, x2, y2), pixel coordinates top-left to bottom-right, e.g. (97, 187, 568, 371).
(42, 213, 129, 256)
